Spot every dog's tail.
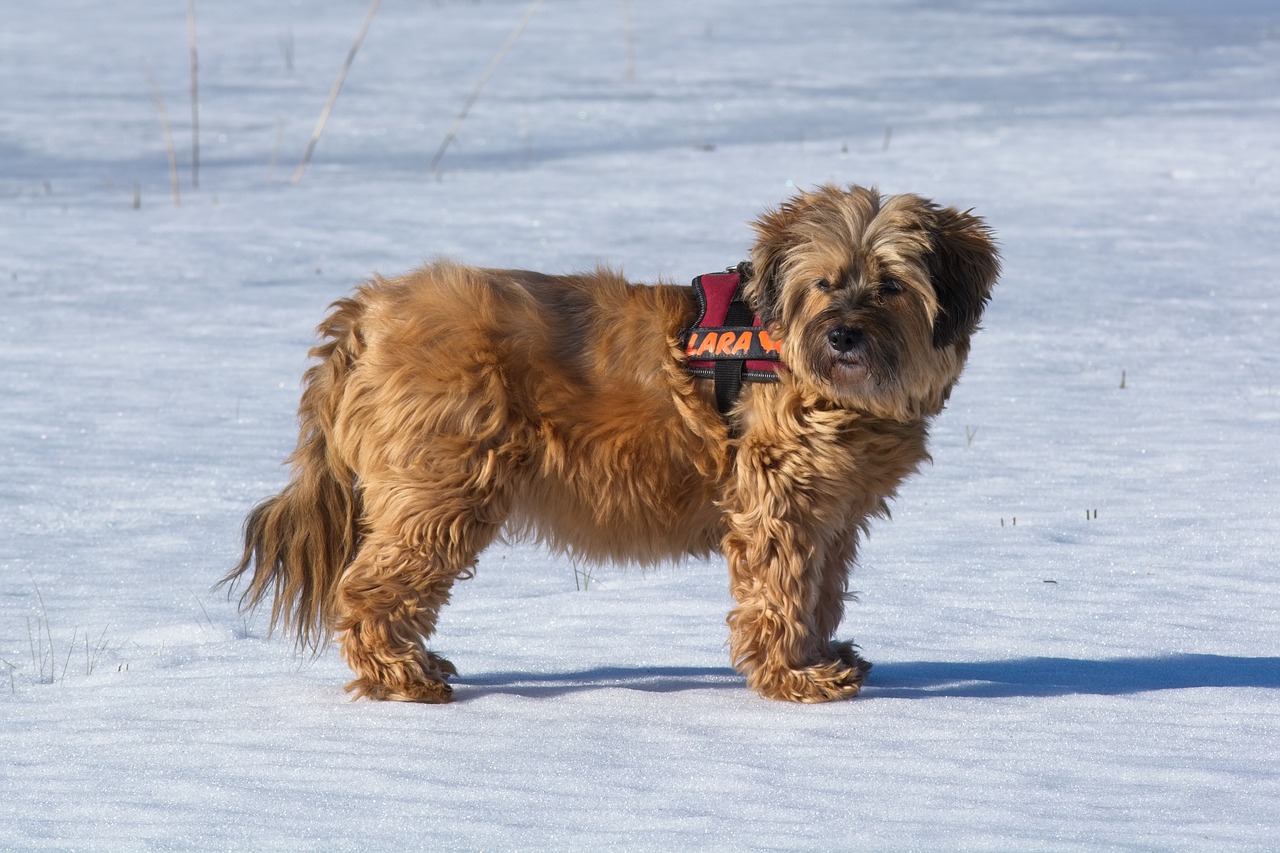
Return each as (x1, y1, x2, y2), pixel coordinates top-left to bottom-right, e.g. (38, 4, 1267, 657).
(219, 296, 367, 650)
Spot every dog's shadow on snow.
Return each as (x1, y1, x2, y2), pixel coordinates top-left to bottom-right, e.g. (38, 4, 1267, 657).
(864, 654, 1280, 699)
(456, 654, 1280, 701)
(456, 666, 743, 700)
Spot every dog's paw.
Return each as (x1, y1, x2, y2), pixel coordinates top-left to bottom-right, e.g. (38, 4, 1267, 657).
(344, 649, 457, 703)
(345, 675, 454, 704)
(752, 659, 867, 703)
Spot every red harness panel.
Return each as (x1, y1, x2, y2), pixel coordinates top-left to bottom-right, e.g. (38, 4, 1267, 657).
(682, 266, 783, 382)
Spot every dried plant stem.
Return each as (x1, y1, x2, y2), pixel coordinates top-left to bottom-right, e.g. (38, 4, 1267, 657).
(293, 0, 382, 185)
(61, 628, 77, 683)
(28, 617, 39, 678)
(429, 0, 545, 177)
(187, 0, 200, 189)
(27, 570, 56, 683)
(87, 625, 111, 675)
(145, 64, 182, 207)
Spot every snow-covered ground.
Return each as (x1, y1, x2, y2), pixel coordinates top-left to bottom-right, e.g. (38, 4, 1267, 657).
(3, 0, 1279, 849)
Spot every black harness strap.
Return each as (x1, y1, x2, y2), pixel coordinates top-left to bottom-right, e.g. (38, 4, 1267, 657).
(681, 263, 784, 431)
(714, 284, 757, 417)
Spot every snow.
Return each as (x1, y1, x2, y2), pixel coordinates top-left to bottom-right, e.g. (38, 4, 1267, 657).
(3, 0, 1279, 849)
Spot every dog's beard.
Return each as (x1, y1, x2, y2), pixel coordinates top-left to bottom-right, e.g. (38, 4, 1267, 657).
(828, 353, 875, 385)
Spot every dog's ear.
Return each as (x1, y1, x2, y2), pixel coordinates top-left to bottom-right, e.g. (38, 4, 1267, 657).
(928, 206, 1000, 349)
(745, 200, 803, 330)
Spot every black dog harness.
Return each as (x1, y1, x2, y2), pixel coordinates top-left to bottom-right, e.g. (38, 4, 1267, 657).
(681, 262, 784, 418)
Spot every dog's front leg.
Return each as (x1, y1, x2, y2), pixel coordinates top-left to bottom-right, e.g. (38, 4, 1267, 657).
(815, 530, 874, 683)
(722, 452, 868, 703)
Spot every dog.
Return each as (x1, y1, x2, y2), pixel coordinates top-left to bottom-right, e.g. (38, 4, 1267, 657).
(223, 184, 999, 703)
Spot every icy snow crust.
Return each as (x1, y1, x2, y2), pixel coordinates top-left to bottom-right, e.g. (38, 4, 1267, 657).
(2, 1, 1278, 850)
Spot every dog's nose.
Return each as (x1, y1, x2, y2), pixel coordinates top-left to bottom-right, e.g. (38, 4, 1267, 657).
(827, 327, 864, 353)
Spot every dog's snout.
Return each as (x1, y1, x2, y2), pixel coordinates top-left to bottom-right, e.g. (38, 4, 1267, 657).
(827, 326, 864, 353)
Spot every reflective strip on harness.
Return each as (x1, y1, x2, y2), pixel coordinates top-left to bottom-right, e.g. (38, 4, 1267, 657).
(685, 327, 781, 361)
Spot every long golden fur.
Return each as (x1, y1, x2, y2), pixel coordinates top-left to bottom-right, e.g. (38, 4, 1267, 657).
(223, 184, 999, 703)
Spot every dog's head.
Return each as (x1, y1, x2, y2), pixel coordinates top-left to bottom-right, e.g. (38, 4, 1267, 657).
(745, 184, 999, 420)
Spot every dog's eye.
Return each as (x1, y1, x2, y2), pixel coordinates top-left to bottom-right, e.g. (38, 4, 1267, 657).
(815, 279, 833, 292)
(880, 279, 904, 295)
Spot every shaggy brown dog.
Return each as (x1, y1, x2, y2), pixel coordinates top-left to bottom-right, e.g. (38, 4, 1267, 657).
(224, 184, 999, 703)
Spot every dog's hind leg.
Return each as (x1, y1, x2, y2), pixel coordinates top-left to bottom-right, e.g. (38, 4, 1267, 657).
(333, 463, 513, 703)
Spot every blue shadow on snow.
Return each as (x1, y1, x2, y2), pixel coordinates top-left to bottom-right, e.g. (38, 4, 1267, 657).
(456, 654, 1280, 701)
(456, 666, 742, 699)
(865, 654, 1280, 699)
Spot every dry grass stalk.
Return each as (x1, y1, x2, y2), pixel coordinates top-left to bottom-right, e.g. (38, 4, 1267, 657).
(429, 0, 545, 177)
(145, 64, 181, 207)
(187, 0, 200, 189)
(292, 0, 383, 185)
